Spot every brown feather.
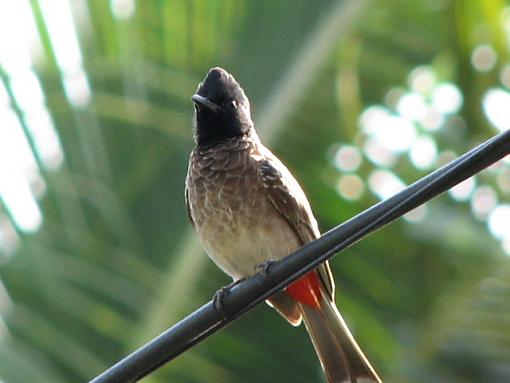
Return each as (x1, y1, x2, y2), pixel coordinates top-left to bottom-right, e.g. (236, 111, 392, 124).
(266, 291, 302, 326)
(184, 186, 195, 229)
(258, 152, 335, 300)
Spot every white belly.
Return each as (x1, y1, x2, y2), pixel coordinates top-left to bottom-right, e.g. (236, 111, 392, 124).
(198, 210, 300, 281)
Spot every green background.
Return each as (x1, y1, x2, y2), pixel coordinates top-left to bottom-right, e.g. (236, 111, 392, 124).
(0, 0, 509, 382)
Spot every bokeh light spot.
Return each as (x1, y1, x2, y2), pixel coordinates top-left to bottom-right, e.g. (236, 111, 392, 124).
(337, 174, 364, 201)
(384, 87, 405, 109)
(500, 65, 510, 89)
(483, 88, 510, 132)
(360, 106, 391, 135)
(488, 204, 510, 240)
(404, 204, 428, 223)
(396, 92, 427, 122)
(437, 150, 458, 167)
(420, 107, 445, 131)
(502, 236, 510, 256)
(368, 169, 406, 200)
(363, 139, 398, 168)
(449, 176, 476, 201)
(409, 135, 438, 169)
(62, 70, 91, 108)
(110, 0, 136, 20)
(496, 167, 510, 193)
(471, 44, 497, 72)
(408, 66, 436, 94)
(334, 145, 362, 172)
(368, 115, 417, 153)
(470, 185, 497, 220)
(431, 83, 463, 114)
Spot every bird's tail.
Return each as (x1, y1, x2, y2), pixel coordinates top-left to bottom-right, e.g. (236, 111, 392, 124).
(300, 297, 382, 383)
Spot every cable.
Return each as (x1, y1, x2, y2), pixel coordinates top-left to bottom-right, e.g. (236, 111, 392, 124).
(89, 129, 510, 383)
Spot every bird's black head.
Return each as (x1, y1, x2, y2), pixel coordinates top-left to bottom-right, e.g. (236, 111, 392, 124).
(192, 67, 253, 146)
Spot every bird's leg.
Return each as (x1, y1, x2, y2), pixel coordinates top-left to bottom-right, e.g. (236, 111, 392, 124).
(254, 259, 276, 275)
(213, 278, 246, 310)
(214, 260, 276, 310)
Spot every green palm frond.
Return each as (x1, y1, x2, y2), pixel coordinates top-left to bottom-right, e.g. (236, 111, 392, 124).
(0, 1, 508, 382)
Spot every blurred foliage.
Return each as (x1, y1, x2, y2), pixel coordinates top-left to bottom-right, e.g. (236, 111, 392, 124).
(0, 0, 509, 382)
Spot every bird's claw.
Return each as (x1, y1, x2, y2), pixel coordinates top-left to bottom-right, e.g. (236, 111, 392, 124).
(213, 278, 245, 310)
(255, 260, 275, 275)
(213, 286, 229, 310)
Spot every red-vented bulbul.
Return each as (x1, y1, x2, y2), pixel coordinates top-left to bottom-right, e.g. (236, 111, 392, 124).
(185, 67, 382, 383)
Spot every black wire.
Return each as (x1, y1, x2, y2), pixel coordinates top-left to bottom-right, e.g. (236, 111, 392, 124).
(89, 129, 510, 383)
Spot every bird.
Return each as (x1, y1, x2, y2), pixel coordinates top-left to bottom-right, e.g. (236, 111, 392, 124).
(185, 66, 382, 383)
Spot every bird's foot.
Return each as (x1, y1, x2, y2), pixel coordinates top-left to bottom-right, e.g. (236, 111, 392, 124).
(213, 278, 245, 310)
(254, 259, 275, 275)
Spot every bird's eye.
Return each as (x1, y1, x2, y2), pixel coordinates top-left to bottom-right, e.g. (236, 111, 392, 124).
(225, 99, 238, 110)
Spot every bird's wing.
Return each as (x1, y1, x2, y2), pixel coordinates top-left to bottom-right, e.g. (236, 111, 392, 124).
(258, 151, 334, 300)
(185, 187, 195, 228)
(184, 162, 195, 228)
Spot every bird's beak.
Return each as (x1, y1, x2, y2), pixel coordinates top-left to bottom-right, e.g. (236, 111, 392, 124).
(191, 94, 220, 113)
